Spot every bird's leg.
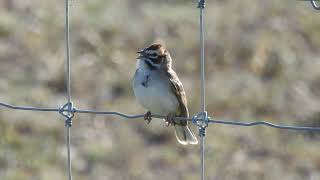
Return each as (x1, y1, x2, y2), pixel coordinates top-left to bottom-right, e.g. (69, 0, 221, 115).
(144, 111, 152, 124)
(165, 113, 175, 127)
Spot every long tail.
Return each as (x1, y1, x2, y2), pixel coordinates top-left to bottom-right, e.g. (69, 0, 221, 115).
(174, 124, 198, 145)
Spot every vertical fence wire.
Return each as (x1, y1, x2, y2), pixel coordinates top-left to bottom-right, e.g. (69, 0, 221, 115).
(198, 1, 206, 180)
(199, 3, 205, 113)
(65, 127, 72, 180)
(200, 131, 205, 180)
(65, 1, 72, 104)
(64, 0, 72, 180)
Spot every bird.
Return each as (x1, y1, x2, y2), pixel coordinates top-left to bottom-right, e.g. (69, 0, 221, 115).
(132, 43, 198, 145)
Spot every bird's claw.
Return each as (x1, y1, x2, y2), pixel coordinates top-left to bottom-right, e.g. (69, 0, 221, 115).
(144, 111, 152, 124)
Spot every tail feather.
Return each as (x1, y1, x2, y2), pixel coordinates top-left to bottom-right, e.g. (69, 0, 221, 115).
(174, 125, 198, 145)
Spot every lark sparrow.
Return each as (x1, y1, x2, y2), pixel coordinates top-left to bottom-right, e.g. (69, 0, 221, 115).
(133, 43, 198, 145)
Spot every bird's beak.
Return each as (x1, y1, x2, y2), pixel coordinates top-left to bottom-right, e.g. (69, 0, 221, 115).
(136, 49, 145, 59)
(136, 50, 144, 54)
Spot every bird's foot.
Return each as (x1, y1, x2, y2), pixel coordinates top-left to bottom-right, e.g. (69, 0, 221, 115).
(165, 113, 175, 127)
(144, 111, 152, 124)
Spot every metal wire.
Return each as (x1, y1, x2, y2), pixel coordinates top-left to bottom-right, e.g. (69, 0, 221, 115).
(199, 1, 206, 114)
(64, 0, 73, 180)
(0, 102, 58, 112)
(1, 101, 320, 131)
(197, 0, 207, 179)
(65, 0, 71, 104)
(65, 126, 72, 180)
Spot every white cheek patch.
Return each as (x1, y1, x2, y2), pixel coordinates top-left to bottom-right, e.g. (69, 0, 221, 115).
(148, 55, 158, 59)
(145, 59, 161, 67)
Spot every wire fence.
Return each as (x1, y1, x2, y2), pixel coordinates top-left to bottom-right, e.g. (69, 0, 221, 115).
(0, 0, 320, 180)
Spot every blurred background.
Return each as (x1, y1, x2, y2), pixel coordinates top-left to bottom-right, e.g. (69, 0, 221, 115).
(0, 0, 320, 179)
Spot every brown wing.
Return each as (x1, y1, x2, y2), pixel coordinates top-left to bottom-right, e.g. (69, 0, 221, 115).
(167, 69, 189, 126)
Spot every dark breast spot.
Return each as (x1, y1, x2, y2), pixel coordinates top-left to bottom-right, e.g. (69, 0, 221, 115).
(141, 75, 150, 87)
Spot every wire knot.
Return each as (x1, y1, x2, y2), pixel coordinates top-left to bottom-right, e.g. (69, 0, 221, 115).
(199, 127, 206, 137)
(192, 111, 209, 129)
(197, 0, 205, 9)
(59, 102, 75, 127)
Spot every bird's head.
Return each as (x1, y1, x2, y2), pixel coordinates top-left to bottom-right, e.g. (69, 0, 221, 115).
(136, 43, 172, 70)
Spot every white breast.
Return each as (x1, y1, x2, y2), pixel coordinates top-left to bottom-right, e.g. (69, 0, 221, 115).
(133, 67, 179, 116)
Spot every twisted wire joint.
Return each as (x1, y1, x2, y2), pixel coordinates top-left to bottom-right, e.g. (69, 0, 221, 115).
(192, 111, 210, 137)
(59, 102, 75, 127)
(197, 0, 205, 9)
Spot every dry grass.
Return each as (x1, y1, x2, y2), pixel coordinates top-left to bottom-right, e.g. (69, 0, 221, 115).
(0, 0, 320, 179)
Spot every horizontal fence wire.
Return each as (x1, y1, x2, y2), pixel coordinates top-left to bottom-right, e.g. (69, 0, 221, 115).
(0, 101, 320, 131)
(0, 102, 58, 112)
